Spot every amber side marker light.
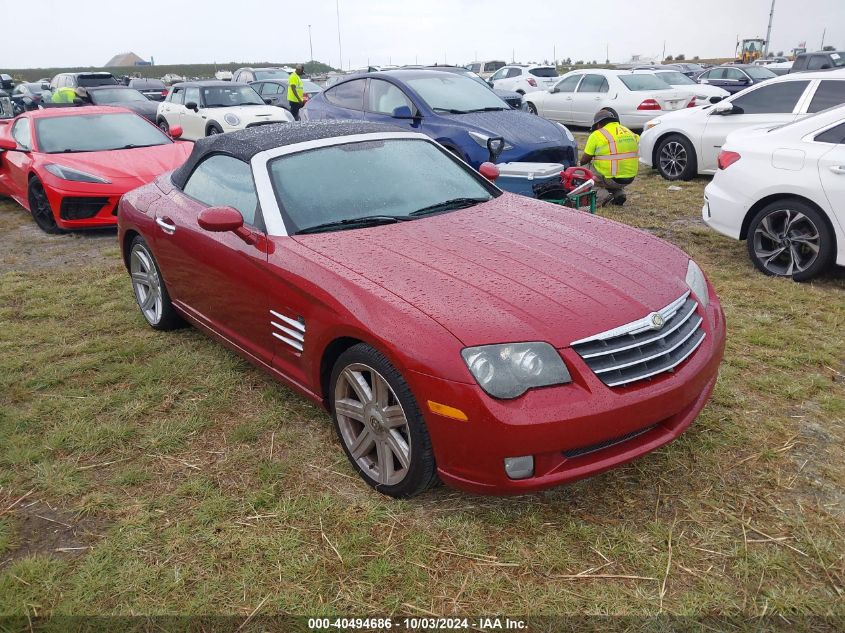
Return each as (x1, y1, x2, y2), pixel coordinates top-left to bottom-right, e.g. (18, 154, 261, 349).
(427, 401, 468, 421)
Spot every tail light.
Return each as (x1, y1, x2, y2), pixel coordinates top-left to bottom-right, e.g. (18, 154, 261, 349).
(717, 150, 741, 170)
(687, 97, 696, 108)
(527, 78, 537, 87)
(637, 99, 662, 111)
(161, 90, 169, 97)
(303, 93, 310, 103)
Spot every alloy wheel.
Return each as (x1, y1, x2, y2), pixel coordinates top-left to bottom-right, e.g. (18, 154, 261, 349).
(658, 141, 687, 178)
(527, 102, 538, 115)
(752, 209, 821, 277)
(29, 181, 59, 233)
(130, 244, 164, 325)
(334, 363, 412, 486)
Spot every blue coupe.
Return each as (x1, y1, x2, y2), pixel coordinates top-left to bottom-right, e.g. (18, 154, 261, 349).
(302, 70, 577, 168)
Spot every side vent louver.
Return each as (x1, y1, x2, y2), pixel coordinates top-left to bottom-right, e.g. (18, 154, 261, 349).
(270, 310, 305, 352)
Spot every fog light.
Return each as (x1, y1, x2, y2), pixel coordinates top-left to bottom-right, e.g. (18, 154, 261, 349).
(504, 456, 534, 480)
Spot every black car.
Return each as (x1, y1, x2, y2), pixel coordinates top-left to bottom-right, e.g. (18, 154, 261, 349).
(696, 64, 776, 94)
(790, 51, 845, 73)
(128, 78, 168, 101)
(85, 86, 159, 122)
(250, 78, 322, 111)
(10, 82, 52, 114)
(666, 63, 706, 78)
(0, 74, 13, 90)
(407, 65, 525, 110)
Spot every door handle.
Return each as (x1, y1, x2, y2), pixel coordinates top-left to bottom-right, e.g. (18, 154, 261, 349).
(156, 217, 176, 234)
(830, 165, 845, 175)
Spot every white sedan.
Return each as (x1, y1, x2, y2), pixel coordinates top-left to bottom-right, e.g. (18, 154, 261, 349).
(524, 69, 691, 130)
(157, 81, 293, 141)
(631, 69, 729, 106)
(639, 69, 845, 180)
(703, 104, 845, 281)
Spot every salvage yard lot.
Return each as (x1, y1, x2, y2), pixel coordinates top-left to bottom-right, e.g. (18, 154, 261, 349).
(1, 161, 844, 618)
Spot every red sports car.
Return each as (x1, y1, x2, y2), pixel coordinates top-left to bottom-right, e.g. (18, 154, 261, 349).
(0, 106, 191, 233)
(118, 122, 726, 498)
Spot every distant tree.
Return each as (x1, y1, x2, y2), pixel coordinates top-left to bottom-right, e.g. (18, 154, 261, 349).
(591, 59, 597, 65)
(575, 59, 584, 65)
(776, 51, 784, 56)
(693, 55, 700, 60)
(676, 53, 686, 61)
(564, 57, 572, 65)
(665, 55, 674, 61)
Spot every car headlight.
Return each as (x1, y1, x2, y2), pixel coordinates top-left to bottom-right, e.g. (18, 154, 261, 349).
(554, 121, 575, 142)
(644, 119, 661, 131)
(223, 113, 241, 126)
(468, 130, 513, 151)
(686, 259, 709, 308)
(461, 342, 572, 399)
(44, 163, 111, 184)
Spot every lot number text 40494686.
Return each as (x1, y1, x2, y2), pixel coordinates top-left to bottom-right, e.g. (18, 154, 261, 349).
(307, 617, 528, 630)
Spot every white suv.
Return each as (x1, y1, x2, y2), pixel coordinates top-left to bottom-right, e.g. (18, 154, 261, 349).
(490, 65, 559, 94)
(157, 81, 293, 140)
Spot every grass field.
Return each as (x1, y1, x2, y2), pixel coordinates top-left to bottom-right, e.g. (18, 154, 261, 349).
(0, 151, 844, 622)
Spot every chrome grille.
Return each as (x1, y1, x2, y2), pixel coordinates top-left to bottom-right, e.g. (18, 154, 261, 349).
(571, 292, 705, 388)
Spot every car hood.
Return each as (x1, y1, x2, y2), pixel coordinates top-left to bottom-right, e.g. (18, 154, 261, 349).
(100, 101, 159, 119)
(683, 83, 729, 98)
(294, 194, 691, 347)
(42, 142, 193, 184)
(442, 110, 567, 145)
(203, 105, 291, 121)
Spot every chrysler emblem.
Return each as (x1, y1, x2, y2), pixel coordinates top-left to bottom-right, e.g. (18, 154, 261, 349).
(650, 313, 665, 330)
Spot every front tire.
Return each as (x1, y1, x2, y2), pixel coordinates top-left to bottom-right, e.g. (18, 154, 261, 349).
(330, 344, 437, 498)
(655, 134, 697, 181)
(157, 118, 169, 134)
(526, 102, 538, 115)
(129, 236, 184, 330)
(746, 200, 834, 281)
(206, 123, 223, 136)
(28, 178, 62, 234)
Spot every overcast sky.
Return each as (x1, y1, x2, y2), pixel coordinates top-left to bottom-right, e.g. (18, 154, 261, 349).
(2, 0, 842, 69)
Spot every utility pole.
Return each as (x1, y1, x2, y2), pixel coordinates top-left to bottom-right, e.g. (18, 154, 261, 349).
(336, 0, 343, 70)
(606, 43, 609, 64)
(308, 24, 313, 62)
(821, 28, 826, 49)
(553, 45, 556, 65)
(512, 48, 515, 63)
(661, 40, 666, 61)
(764, 0, 776, 57)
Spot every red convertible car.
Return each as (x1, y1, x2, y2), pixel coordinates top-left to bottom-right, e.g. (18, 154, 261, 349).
(118, 121, 726, 498)
(0, 106, 191, 233)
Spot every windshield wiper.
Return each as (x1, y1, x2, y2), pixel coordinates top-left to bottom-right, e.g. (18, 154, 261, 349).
(120, 143, 163, 149)
(433, 107, 469, 114)
(51, 149, 92, 154)
(296, 215, 407, 235)
(409, 197, 489, 217)
(465, 107, 507, 112)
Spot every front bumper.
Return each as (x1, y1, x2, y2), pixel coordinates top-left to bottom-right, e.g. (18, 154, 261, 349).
(638, 129, 658, 168)
(409, 297, 726, 495)
(702, 176, 750, 240)
(42, 182, 124, 230)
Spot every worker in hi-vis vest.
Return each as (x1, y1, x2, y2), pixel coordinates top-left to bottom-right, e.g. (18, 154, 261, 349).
(579, 109, 640, 207)
(287, 64, 305, 120)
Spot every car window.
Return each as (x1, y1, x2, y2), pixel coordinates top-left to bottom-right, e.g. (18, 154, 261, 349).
(469, 63, 481, 73)
(405, 74, 507, 111)
(254, 69, 289, 80)
(619, 74, 670, 91)
(577, 74, 609, 93)
(11, 119, 32, 150)
(529, 67, 558, 78)
(185, 87, 200, 106)
(170, 88, 184, 104)
(35, 112, 171, 153)
(814, 122, 845, 144)
(554, 75, 582, 93)
(745, 66, 776, 79)
(490, 68, 507, 81)
(724, 68, 745, 81)
(268, 139, 493, 234)
(485, 61, 506, 73)
(183, 155, 260, 227)
(657, 71, 695, 85)
(807, 56, 828, 70)
(703, 69, 721, 80)
(367, 79, 413, 115)
(506, 68, 522, 78)
(808, 80, 845, 113)
(732, 80, 809, 114)
(325, 79, 366, 110)
(266, 83, 283, 95)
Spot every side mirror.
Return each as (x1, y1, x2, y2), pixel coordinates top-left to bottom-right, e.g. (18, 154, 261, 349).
(709, 96, 723, 104)
(264, 98, 272, 104)
(713, 101, 734, 115)
(700, 79, 709, 84)
(486, 137, 505, 162)
(479, 162, 500, 181)
(198, 206, 244, 232)
(391, 105, 414, 119)
(169, 125, 183, 139)
(185, 101, 198, 111)
(41, 83, 51, 91)
(549, 86, 558, 93)
(0, 136, 17, 151)
(740, 77, 751, 84)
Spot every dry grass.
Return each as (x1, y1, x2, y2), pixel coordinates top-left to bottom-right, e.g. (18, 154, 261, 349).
(0, 155, 844, 620)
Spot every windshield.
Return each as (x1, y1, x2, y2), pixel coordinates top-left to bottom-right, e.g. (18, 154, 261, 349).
(254, 69, 290, 80)
(269, 139, 494, 234)
(745, 66, 777, 79)
(302, 80, 321, 92)
(202, 85, 264, 107)
(620, 74, 672, 91)
(530, 67, 558, 78)
(656, 71, 696, 85)
(35, 113, 171, 153)
(406, 74, 507, 112)
(90, 88, 148, 104)
(133, 80, 165, 90)
(78, 75, 119, 87)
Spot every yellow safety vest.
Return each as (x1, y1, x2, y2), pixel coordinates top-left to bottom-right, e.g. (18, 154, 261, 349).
(51, 87, 77, 103)
(587, 122, 640, 179)
(287, 72, 303, 103)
